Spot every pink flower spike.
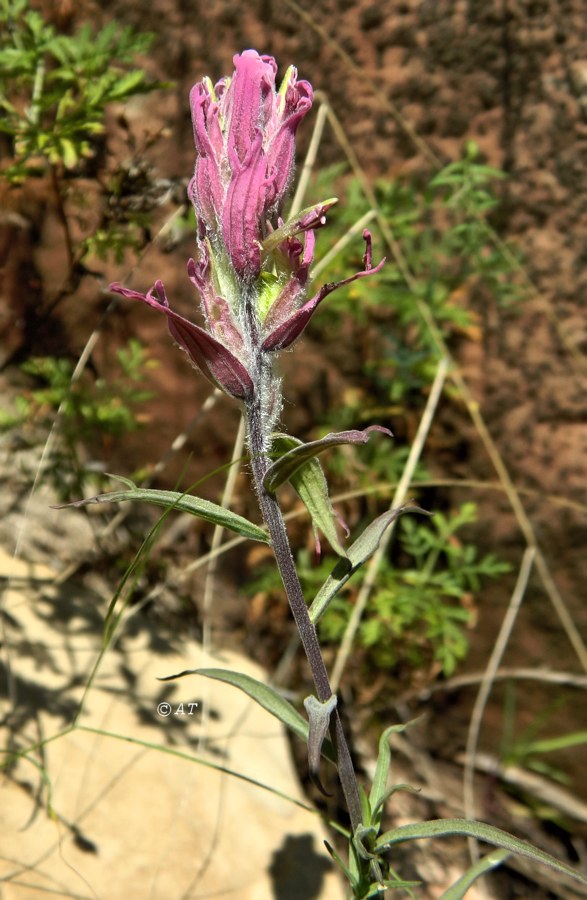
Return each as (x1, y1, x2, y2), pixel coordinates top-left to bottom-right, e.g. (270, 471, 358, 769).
(261, 233, 385, 352)
(188, 51, 314, 280)
(108, 281, 254, 400)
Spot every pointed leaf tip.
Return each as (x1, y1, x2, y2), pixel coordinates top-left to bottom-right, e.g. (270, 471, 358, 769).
(440, 849, 510, 900)
(187, 669, 338, 764)
(304, 694, 338, 796)
(264, 426, 392, 492)
(109, 279, 254, 400)
(309, 504, 430, 624)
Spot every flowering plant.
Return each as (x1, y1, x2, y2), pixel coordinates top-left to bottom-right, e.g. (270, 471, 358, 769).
(110, 50, 382, 442)
(109, 51, 388, 850)
(100, 50, 587, 898)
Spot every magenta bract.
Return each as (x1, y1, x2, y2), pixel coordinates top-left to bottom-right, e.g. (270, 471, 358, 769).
(109, 281, 254, 400)
(262, 231, 386, 352)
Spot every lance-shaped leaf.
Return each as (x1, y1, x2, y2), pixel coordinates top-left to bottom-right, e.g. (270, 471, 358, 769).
(309, 505, 430, 624)
(158, 667, 337, 764)
(303, 693, 338, 795)
(323, 841, 356, 888)
(440, 849, 510, 900)
(264, 425, 391, 492)
(57, 484, 269, 543)
(269, 433, 349, 558)
(369, 722, 414, 827)
(375, 818, 587, 888)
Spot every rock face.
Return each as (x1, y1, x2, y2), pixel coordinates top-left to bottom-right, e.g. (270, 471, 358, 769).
(0, 545, 340, 899)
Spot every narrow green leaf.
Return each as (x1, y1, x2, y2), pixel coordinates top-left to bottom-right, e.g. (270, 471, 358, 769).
(106, 69, 147, 100)
(264, 426, 391, 492)
(159, 667, 337, 764)
(348, 839, 362, 884)
(369, 725, 394, 820)
(261, 198, 338, 253)
(293, 453, 348, 558)
(514, 730, 587, 756)
(359, 783, 372, 829)
(55, 484, 269, 543)
(269, 434, 349, 557)
(75, 725, 313, 812)
(375, 878, 421, 893)
(375, 818, 587, 887)
(105, 472, 136, 489)
(369, 723, 411, 824)
(324, 840, 356, 887)
(374, 783, 421, 818)
(309, 506, 429, 624)
(440, 849, 510, 900)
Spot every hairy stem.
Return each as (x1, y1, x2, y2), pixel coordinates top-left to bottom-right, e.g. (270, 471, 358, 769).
(244, 352, 362, 832)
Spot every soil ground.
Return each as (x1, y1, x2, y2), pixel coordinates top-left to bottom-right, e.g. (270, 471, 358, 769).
(2, 1, 587, 897)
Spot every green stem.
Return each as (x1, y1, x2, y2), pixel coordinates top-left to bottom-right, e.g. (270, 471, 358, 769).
(243, 348, 362, 832)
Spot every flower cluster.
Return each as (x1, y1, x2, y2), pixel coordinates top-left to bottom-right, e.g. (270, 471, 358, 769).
(110, 50, 384, 414)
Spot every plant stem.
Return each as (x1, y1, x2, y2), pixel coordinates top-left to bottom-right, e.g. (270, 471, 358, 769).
(244, 354, 362, 832)
(50, 163, 76, 277)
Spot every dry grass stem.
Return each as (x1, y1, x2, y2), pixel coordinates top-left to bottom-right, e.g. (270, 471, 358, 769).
(330, 354, 450, 691)
(463, 546, 536, 867)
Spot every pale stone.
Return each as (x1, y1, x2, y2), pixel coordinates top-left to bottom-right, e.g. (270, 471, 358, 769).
(0, 545, 342, 899)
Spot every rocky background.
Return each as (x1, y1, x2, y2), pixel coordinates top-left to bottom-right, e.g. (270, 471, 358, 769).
(2, 1, 587, 897)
